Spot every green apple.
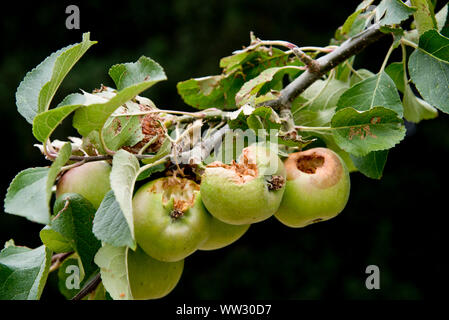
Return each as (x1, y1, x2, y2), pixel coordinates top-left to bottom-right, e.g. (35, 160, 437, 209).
(132, 177, 210, 262)
(275, 147, 350, 228)
(56, 161, 111, 209)
(200, 144, 286, 225)
(127, 246, 183, 300)
(199, 216, 250, 251)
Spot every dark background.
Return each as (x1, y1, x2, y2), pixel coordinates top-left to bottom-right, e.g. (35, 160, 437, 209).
(1, 0, 448, 300)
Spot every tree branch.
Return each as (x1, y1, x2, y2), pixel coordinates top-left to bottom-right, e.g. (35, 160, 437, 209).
(173, 124, 230, 164)
(265, 23, 386, 110)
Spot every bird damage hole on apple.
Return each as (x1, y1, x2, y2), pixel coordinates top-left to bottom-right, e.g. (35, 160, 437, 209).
(296, 153, 325, 174)
(123, 111, 165, 154)
(206, 148, 259, 184)
(149, 177, 200, 214)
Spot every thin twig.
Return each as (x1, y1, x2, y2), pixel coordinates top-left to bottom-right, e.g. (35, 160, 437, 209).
(50, 251, 74, 272)
(400, 38, 418, 49)
(290, 46, 321, 73)
(111, 109, 207, 118)
(72, 273, 102, 301)
(68, 153, 159, 162)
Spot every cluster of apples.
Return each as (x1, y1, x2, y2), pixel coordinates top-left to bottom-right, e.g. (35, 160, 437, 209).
(56, 144, 350, 299)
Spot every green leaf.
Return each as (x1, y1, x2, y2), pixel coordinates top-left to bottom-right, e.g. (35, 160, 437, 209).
(51, 193, 101, 278)
(228, 109, 250, 131)
(295, 78, 349, 113)
(141, 138, 172, 165)
(246, 106, 281, 135)
(46, 142, 72, 200)
(350, 150, 389, 179)
(110, 150, 141, 240)
(385, 62, 405, 93)
(109, 56, 166, 91)
(356, 0, 375, 11)
(293, 109, 336, 127)
(376, 0, 416, 26)
(40, 226, 73, 253)
(0, 245, 52, 300)
(414, 27, 449, 60)
(331, 107, 406, 156)
(408, 30, 449, 113)
(349, 68, 376, 87)
(177, 47, 300, 110)
(4, 142, 71, 224)
(33, 93, 87, 143)
(341, 9, 364, 35)
(73, 56, 166, 137)
(102, 116, 143, 152)
(16, 33, 96, 124)
(335, 3, 375, 42)
(4, 167, 50, 224)
(386, 60, 438, 122)
(292, 78, 349, 130)
(34, 89, 146, 145)
(177, 75, 232, 110)
(93, 191, 136, 249)
(403, 81, 438, 122)
(337, 71, 403, 117)
(235, 66, 300, 106)
(94, 245, 132, 300)
(136, 163, 166, 181)
(410, 0, 438, 36)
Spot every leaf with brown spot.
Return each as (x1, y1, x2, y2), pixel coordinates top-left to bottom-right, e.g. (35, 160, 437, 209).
(330, 106, 406, 156)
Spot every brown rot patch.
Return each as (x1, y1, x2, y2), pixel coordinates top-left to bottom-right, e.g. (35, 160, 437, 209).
(207, 147, 259, 184)
(370, 116, 381, 124)
(296, 153, 325, 174)
(267, 175, 285, 191)
(149, 177, 200, 213)
(123, 109, 165, 154)
(284, 148, 344, 189)
(348, 123, 378, 141)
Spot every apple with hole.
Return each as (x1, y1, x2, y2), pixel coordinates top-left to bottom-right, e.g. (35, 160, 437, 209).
(56, 161, 111, 209)
(199, 216, 250, 251)
(275, 147, 350, 228)
(127, 246, 184, 300)
(132, 177, 210, 262)
(200, 144, 286, 225)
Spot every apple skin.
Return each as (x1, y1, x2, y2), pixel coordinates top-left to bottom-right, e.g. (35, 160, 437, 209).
(199, 216, 250, 251)
(132, 177, 211, 262)
(275, 147, 350, 228)
(200, 144, 286, 225)
(127, 246, 183, 300)
(56, 161, 111, 209)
